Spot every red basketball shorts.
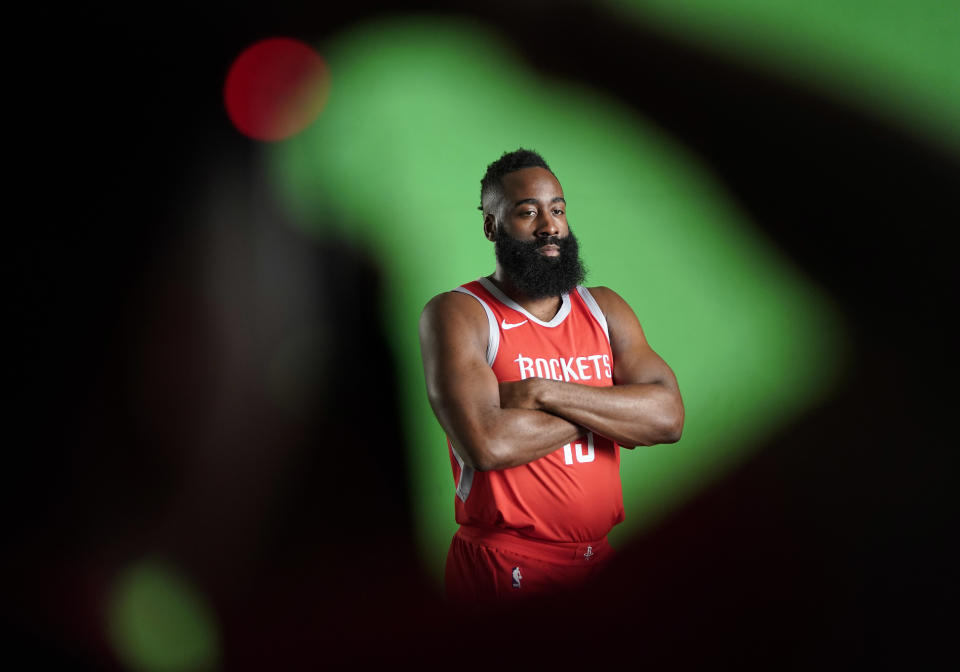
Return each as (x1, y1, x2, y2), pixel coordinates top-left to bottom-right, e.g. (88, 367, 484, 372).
(445, 526, 613, 605)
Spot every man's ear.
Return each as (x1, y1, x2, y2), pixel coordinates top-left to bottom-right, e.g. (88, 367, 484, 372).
(483, 213, 497, 242)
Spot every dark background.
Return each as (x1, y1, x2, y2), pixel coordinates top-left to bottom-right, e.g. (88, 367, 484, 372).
(10, 2, 956, 669)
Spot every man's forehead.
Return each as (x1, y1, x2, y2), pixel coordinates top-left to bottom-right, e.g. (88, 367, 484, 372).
(501, 167, 564, 201)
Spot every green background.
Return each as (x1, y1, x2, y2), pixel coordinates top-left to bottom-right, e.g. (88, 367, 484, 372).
(269, 17, 848, 579)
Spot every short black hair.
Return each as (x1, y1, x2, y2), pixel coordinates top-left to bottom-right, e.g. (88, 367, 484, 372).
(479, 148, 554, 215)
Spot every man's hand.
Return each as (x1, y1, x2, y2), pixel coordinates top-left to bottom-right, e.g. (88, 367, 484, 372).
(498, 379, 543, 411)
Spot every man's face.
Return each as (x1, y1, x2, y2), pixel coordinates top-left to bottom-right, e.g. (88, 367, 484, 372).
(490, 167, 586, 298)
(495, 167, 568, 244)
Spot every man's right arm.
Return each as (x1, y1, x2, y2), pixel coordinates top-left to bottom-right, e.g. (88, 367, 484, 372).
(419, 292, 583, 471)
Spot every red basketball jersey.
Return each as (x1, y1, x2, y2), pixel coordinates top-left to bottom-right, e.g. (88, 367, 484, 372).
(447, 277, 624, 543)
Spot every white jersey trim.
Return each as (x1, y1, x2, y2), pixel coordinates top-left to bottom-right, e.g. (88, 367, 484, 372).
(452, 286, 499, 366)
(476, 277, 571, 328)
(449, 440, 475, 502)
(576, 286, 611, 344)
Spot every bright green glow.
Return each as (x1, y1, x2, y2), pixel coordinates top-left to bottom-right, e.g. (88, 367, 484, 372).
(605, 0, 960, 151)
(107, 560, 220, 672)
(269, 18, 847, 581)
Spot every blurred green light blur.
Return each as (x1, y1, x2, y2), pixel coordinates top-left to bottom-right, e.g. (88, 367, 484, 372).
(268, 17, 847, 581)
(107, 560, 220, 672)
(604, 0, 960, 152)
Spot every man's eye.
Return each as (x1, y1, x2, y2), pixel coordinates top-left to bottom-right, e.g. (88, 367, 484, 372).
(552, 209, 564, 215)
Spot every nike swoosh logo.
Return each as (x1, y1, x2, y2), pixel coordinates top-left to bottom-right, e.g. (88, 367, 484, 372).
(501, 319, 528, 330)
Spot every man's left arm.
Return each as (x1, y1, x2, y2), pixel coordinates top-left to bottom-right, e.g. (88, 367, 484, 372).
(498, 286, 684, 448)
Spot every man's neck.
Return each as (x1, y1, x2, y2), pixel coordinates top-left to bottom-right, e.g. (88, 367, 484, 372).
(487, 270, 563, 323)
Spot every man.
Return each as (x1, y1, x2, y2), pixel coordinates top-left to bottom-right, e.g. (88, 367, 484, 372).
(419, 148, 684, 603)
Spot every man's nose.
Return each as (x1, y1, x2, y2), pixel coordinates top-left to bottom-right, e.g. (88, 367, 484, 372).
(535, 211, 560, 237)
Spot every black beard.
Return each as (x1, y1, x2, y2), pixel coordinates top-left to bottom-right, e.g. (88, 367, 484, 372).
(494, 227, 586, 299)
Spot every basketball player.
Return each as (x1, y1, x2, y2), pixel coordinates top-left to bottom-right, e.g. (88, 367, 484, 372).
(419, 148, 684, 603)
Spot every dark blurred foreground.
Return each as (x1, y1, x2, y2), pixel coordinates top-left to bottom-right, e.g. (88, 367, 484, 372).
(8, 3, 955, 669)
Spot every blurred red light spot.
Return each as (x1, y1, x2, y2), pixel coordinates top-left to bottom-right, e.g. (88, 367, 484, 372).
(224, 37, 330, 141)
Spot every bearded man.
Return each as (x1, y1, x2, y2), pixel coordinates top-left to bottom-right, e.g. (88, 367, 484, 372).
(419, 148, 684, 604)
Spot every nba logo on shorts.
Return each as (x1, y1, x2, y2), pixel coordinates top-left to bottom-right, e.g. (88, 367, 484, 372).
(511, 566, 522, 589)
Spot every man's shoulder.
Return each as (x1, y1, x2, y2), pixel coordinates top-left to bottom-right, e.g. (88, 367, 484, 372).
(581, 285, 618, 306)
(419, 287, 491, 354)
(582, 286, 637, 320)
(420, 286, 488, 327)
